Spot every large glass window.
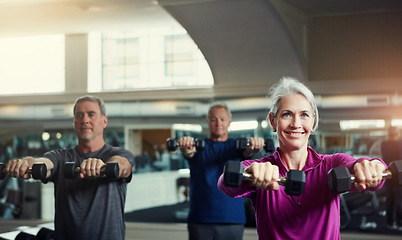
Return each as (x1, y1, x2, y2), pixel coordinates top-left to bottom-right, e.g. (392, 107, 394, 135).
(102, 33, 140, 90)
(165, 34, 194, 77)
(88, 28, 213, 92)
(0, 35, 65, 95)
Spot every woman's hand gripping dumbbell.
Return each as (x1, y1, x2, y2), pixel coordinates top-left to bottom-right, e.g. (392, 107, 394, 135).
(327, 160, 399, 193)
(64, 158, 119, 179)
(223, 160, 306, 196)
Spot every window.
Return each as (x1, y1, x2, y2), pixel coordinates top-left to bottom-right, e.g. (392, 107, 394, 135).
(88, 28, 213, 92)
(102, 33, 140, 90)
(0, 35, 65, 95)
(165, 34, 194, 77)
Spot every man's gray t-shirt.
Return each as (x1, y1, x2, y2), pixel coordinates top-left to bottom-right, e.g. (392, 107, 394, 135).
(43, 144, 134, 240)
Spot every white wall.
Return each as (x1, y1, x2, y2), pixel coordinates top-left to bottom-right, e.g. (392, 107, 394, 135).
(41, 170, 189, 221)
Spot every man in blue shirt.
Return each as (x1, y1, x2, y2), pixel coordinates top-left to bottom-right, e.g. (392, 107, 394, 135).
(178, 102, 264, 240)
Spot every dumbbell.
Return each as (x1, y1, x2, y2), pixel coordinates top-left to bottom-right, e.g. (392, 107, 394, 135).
(327, 160, 402, 194)
(0, 163, 47, 180)
(236, 138, 275, 153)
(223, 160, 306, 196)
(15, 232, 36, 240)
(166, 138, 205, 152)
(15, 227, 55, 240)
(64, 162, 119, 179)
(36, 227, 54, 240)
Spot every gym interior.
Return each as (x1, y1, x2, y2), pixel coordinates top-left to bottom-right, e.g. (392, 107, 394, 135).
(0, 0, 402, 239)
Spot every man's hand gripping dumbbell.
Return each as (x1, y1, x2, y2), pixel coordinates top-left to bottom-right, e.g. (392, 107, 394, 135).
(223, 160, 306, 196)
(1, 158, 50, 181)
(64, 158, 120, 179)
(169, 136, 206, 158)
(235, 137, 267, 159)
(167, 137, 205, 152)
(327, 160, 400, 193)
(236, 137, 275, 154)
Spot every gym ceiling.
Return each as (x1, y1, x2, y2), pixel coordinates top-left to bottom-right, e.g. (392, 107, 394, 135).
(0, 0, 402, 133)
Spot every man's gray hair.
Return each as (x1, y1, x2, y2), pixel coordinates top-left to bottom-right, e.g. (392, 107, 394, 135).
(207, 102, 232, 120)
(73, 95, 107, 116)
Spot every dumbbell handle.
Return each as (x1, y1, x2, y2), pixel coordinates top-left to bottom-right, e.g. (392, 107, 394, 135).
(1, 166, 32, 174)
(173, 141, 199, 147)
(64, 162, 119, 179)
(73, 165, 108, 175)
(241, 142, 267, 147)
(350, 170, 392, 182)
(236, 138, 274, 153)
(242, 172, 287, 186)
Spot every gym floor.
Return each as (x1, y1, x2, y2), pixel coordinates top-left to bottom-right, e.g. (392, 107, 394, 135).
(124, 223, 401, 240)
(123, 202, 402, 240)
(0, 221, 401, 240)
(1, 202, 401, 239)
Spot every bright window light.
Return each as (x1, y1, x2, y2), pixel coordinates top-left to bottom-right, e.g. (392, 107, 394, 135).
(230, 121, 258, 131)
(56, 132, 62, 139)
(88, 28, 213, 92)
(391, 119, 402, 127)
(42, 132, 50, 141)
(261, 120, 269, 129)
(369, 130, 387, 137)
(339, 120, 385, 131)
(0, 35, 65, 95)
(172, 124, 202, 133)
